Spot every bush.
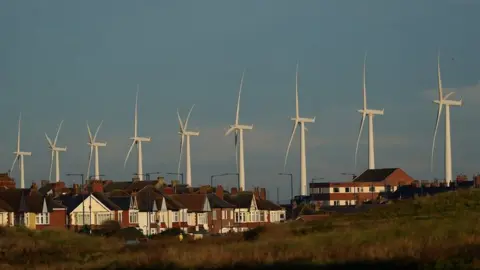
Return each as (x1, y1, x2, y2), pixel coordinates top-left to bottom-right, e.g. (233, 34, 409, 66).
(243, 226, 265, 241)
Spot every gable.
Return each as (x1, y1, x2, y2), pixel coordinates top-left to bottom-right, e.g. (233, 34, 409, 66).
(71, 194, 111, 213)
(160, 198, 167, 211)
(42, 198, 48, 213)
(202, 197, 211, 212)
(129, 196, 138, 209)
(250, 196, 258, 210)
(152, 200, 158, 211)
(385, 168, 414, 185)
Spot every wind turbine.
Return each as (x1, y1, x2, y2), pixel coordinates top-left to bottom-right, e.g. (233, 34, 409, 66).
(11, 113, 31, 188)
(431, 52, 462, 186)
(225, 70, 252, 191)
(177, 105, 199, 187)
(87, 121, 107, 180)
(354, 53, 384, 171)
(125, 86, 151, 181)
(284, 63, 315, 196)
(45, 120, 67, 183)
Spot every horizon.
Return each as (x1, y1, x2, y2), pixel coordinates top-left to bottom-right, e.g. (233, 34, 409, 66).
(1, 1, 480, 201)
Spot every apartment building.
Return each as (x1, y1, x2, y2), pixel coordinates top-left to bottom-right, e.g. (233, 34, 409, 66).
(310, 168, 414, 207)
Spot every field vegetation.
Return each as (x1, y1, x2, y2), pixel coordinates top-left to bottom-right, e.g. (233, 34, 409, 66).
(2, 190, 480, 269)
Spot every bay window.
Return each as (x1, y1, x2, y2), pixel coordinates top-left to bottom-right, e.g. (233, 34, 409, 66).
(129, 210, 138, 224)
(36, 213, 50, 225)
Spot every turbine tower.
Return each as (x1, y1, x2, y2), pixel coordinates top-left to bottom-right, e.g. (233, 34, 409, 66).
(284, 63, 315, 196)
(431, 52, 463, 186)
(45, 120, 67, 183)
(87, 121, 107, 180)
(355, 53, 384, 170)
(11, 113, 31, 188)
(177, 105, 199, 187)
(125, 86, 151, 181)
(225, 71, 252, 191)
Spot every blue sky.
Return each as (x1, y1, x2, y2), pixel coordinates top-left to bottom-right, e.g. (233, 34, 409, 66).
(1, 1, 480, 201)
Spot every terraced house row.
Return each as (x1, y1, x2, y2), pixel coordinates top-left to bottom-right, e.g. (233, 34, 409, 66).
(0, 174, 286, 235)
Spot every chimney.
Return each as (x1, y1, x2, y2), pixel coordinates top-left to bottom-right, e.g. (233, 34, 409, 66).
(199, 185, 208, 194)
(260, 188, 266, 200)
(216, 185, 224, 199)
(253, 187, 260, 199)
(91, 180, 103, 193)
(72, 184, 79, 194)
(231, 187, 238, 195)
(30, 182, 38, 191)
(163, 187, 174, 195)
(156, 177, 165, 186)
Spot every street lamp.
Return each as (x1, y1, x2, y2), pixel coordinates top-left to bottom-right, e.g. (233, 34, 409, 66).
(66, 173, 85, 228)
(165, 172, 184, 184)
(211, 173, 239, 187)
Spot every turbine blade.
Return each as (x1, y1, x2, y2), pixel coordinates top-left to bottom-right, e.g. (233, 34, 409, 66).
(135, 85, 139, 138)
(431, 104, 443, 172)
(17, 113, 21, 152)
(184, 104, 195, 130)
(363, 53, 367, 110)
(295, 62, 299, 119)
(10, 156, 18, 174)
(53, 120, 64, 145)
(124, 140, 135, 168)
(87, 145, 93, 180)
(437, 51, 443, 100)
(45, 133, 53, 147)
(235, 70, 245, 125)
(225, 127, 235, 136)
(87, 121, 93, 142)
(177, 134, 184, 178)
(284, 122, 298, 171)
(177, 109, 184, 132)
(444, 92, 455, 100)
(93, 120, 103, 142)
(354, 112, 367, 170)
(49, 151, 54, 181)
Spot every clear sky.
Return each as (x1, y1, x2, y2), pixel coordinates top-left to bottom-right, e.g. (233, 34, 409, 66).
(1, 1, 480, 201)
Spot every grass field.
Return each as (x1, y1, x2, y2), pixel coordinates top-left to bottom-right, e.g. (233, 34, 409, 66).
(2, 190, 480, 269)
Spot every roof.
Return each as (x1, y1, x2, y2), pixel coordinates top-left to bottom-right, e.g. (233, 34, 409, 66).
(0, 198, 13, 212)
(103, 181, 132, 193)
(224, 192, 253, 208)
(256, 199, 283, 211)
(163, 195, 186, 210)
(92, 192, 121, 211)
(108, 196, 131, 210)
(136, 186, 163, 211)
(206, 194, 235, 209)
(55, 194, 85, 214)
(353, 168, 399, 182)
(0, 189, 66, 213)
(170, 194, 207, 212)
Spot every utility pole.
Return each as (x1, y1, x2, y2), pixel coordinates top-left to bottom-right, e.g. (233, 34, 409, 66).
(276, 187, 279, 204)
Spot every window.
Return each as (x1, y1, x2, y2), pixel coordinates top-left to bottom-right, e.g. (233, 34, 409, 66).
(333, 187, 340, 193)
(357, 187, 364, 192)
(76, 213, 91, 225)
(117, 212, 122, 223)
(346, 201, 350, 206)
(280, 213, 285, 220)
(235, 212, 246, 223)
(260, 211, 265, 222)
(222, 210, 227, 219)
(97, 212, 113, 224)
(150, 228, 157, 235)
(230, 211, 233, 219)
(24, 213, 29, 226)
(333, 201, 340, 206)
(172, 212, 179, 222)
(251, 211, 256, 222)
(345, 187, 350, 193)
(212, 210, 217, 220)
(369, 186, 375, 192)
(150, 212, 156, 223)
(198, 213, 207, 224)
(129, 210, 138, 224)
(36, 213, 50, 225)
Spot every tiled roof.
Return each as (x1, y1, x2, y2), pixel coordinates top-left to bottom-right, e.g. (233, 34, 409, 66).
(224, 192, 253, 208)
(92, 192, 121, 211)
(103, 181, 132, 193)
(170, 194, 207, 212)
(0, 189, 65, 213)
(163, 195, 186, 210)
(55, 194, 85, 214)
(256, 199, 283, 211)
(206, 194, 235, 209)
(0, 198, 13, 212)
(108, 196, 131, 210)
(136, 187, 163, 211)
(353, 168, 399, 182)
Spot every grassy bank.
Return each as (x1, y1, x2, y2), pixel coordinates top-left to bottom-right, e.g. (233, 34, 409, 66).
(2, 190, 480, 269)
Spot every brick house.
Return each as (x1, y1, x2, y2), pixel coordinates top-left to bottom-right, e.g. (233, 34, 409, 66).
(310, 168, 415, 207)
(206, 189, 235, 234)
(170, 193, 211, 232)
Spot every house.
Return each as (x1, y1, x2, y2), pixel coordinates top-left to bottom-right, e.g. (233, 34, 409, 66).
(170, 193, 211, 232)
(63, 192, 120, 230)
(310, 168, 415, 207)
(224, 190, 266, 231)
(206, 186, 235, 234)
(0, 187, 67, 229)
(0, 198, 13, 226)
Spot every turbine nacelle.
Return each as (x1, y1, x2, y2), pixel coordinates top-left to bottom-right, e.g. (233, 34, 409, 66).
(433, 99, 462, 106)
(291, 117, 315, 123)
(357, 109, 384, 115)
(182, 131, 200, 136)
(52, 147, 67, 152)
(88, 142, 107, 147)
(130, 136, 151, 142)
(14, 151, 31, 156)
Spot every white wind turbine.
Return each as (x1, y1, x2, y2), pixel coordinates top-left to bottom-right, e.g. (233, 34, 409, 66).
(431, 52, 463, 186)
(125, 86, 151, 181)
(284, 63, 315, 196)
(354, 53, 384, 171)
(11, 113, 31, 188)
(87, 121, 106, 180)
(45, 120, 67, 183)
(225, 71, 252, 191)
(177, 105, 199, 187)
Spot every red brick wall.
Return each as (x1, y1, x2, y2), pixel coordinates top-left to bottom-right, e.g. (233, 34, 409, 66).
(208, 208, 235, 233)
(36, 210, 66, 230)
(385, 169, 414, 186)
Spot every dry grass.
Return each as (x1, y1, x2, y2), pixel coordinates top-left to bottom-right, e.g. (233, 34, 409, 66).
(2, 190, 480, 269)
